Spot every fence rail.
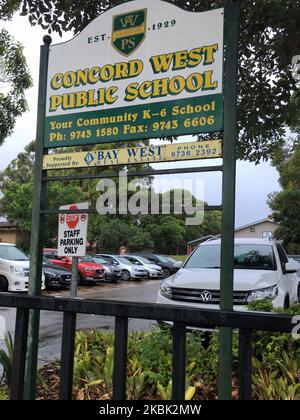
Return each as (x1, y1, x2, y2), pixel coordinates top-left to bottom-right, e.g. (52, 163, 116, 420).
(0, 293, 294, 400)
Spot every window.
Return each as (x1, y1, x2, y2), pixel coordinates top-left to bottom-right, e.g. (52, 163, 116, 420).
(262, 231, 273, 239)
(185, 244, 276, 271)
(0, 245, 29, 261)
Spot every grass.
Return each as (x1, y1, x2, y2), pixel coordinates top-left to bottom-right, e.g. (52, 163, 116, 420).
(168, 255, 187, 262)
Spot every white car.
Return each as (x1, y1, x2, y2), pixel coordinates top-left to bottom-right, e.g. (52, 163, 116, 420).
(157, 238, 299, 310)
(0, 243, 45, 292)
(125, 255, 164, 279)
(96, 254, 149, 281)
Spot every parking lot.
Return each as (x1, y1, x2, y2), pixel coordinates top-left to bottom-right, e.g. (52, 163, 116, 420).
(0, 279, 161, 363)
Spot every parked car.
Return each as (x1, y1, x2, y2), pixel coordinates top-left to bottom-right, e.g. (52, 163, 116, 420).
(130, 252, 177, 278)
(96, 254, 149, 281)
(85, 255, 122, 282)
(123, 255, 164, 279)
(0, 243, 45, 292)
(157, 238, 299, 310)
(43, 248, 105, 285)
(289, 256, 300, 302)
(160, 255, 183, 271)
(288, 255, 300, 264)
(43, 257, 71, 289)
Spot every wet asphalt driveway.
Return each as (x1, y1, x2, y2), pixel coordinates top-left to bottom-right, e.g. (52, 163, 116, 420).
(0, 279, 161, 364)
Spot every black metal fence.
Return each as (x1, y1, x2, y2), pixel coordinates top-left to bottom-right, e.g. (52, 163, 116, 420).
(0, 293, 294, 400)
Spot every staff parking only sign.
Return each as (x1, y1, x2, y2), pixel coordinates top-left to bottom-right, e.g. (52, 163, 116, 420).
(44, 0, 224, 148)
(58, 202, 89, 257)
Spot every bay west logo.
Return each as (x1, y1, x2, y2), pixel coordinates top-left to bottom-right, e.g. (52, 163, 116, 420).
(112, 9, 147, 56)
(84, 151, 95, 166)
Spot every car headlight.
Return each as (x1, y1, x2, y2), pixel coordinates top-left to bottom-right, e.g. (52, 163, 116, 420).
(10, 266, 27, 277)
(247, 285, 278, 303)
(46, 272, 59, 278)
(160, 281, 172, 299)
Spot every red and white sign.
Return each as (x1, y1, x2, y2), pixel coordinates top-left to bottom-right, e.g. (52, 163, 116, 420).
(58, 202, 89, 257)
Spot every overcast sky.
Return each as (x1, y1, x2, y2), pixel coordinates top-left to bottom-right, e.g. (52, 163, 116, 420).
(0, 13, 281, 228)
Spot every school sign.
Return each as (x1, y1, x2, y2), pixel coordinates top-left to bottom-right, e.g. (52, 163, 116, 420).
(45, 0, 224, 148)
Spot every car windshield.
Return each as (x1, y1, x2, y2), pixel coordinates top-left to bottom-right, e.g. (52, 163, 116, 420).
(289, 255, 300, 263)
(163, 256, 177, 263)
(185, 244, 276, 270)
(118, 257, 135, 265)
(43, 257, 57, 267)
(79, 255, 94, 263)
(136, 256, 152, 264)
(154, 255, 170, 263)
(0, 245, 29, 261)
(93, 256, 109, 264)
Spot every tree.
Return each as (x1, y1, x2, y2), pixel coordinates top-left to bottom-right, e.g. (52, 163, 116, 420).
(268, 139, 300, 253)
(0, 141, 82, 243)
(1, 0, 298, 162)
(89, 215, 154, 252)
(0, 28, 32, 145)
(0, 142, 222, 253)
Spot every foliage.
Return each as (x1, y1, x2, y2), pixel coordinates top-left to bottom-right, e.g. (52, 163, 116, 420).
(0, 332, 14, 387)
(252, 353, 300, 400)
(0, 28, 32, 145)
(1, 0, 299, 161)
(35, 302, 300, 400)
(247, 299, 274, 313)
(248, 302, 300, 372)
(0, 141, 81, 240)
(0, 0, 21, 21)
(0, 141, 221, 253)
(268, 139, 300, 252)
(0, 385, 8, 400)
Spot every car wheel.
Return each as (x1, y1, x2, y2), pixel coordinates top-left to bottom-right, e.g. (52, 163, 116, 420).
(0, 276, 8, 292)
(284, 296, 290, 309)
(122, 270, 130, 281)
(163, 268, 171, 278)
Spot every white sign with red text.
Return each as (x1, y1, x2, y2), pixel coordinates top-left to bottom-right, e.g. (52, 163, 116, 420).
(58, 202, 89, 257)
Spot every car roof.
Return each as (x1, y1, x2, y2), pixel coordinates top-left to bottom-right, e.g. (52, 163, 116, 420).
(0, 243, 17, 246)
(97, 254, 117, 257)
(201, 238, 276, 246)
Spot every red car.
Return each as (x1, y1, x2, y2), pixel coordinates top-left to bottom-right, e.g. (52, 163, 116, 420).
(43, 248, 105, 285)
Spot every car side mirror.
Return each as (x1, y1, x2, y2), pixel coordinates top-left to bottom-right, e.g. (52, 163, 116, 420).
(174, 261, 182, 269)
(284, 262, 297, 274)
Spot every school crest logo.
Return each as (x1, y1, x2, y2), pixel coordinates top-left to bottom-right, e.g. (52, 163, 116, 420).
(112, 9, 147, 56)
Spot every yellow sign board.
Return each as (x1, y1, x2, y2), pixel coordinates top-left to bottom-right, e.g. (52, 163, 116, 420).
(43, 140, 222, 170)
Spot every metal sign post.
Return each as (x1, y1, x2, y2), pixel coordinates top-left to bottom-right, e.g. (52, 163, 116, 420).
(71, 257, 79, 298)
(218, 0, 239, 400)
(24, 35, 52, 400)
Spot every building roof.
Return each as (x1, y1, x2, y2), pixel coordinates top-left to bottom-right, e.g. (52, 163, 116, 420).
(234, 218, 279, 232)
